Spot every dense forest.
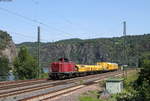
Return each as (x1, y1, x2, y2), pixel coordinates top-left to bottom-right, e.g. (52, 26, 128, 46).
(17, 34, 150, 68)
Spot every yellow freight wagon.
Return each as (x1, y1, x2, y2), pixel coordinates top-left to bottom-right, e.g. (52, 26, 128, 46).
(76, 65, 92, 72)
(76, 65, 97, 72)
(95, 65, 103, 71)
(107, 63, 114, 70)
(92, 65, 99, 71)
(108, 63, 118, 70)
(83, 65, 91, 71)
(97, 62, 109, 70)
(76, 62, 118, 72)
(97, 62, 119, 71)
(76, 64, 87, 72)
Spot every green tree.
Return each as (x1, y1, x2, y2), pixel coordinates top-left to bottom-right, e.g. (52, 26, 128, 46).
(134, 53, 150, 101)
(0, 57, 10, 81)
(13, 46, 40, 80)
(116, 53, 150, 101)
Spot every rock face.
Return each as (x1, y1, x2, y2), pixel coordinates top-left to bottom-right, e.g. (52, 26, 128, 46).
(17, 34, 150, 68)
(1, 40, 17, 63)
(0, 30, 17, 63)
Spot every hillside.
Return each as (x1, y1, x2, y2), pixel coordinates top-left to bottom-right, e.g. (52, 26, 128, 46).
(0, 30, 17, 63)
(17, 34, 150, 68)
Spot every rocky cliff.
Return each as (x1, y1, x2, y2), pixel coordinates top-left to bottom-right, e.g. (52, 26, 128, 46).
(0, 30, 17, 63)
(17, 34, 150, 67)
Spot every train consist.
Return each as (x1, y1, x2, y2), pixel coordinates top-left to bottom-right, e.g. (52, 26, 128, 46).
(49, 58, 119, 79)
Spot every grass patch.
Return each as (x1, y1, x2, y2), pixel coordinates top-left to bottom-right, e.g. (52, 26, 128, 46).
(40, 73, 48, 78)
(79, 80, 84, 84)
(79, 90, 100, 101)
(126, 71, 139, 82)
(124, 71, 139, 89)
(79, 96, 100, 101)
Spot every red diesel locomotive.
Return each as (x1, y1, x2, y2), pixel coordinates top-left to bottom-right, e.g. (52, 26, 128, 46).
(49, 58, 77, 79)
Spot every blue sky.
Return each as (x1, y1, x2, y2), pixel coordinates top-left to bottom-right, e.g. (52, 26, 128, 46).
(0, 0, 150, 43)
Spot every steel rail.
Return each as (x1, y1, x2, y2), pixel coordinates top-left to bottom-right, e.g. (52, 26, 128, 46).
(20, 70, 126, 101)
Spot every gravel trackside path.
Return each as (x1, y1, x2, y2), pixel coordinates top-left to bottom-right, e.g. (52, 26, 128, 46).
(46, 84, 101, 101)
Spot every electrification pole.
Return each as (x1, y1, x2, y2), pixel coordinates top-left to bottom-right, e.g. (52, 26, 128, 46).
(123, 21, 127, 78)
(37, 26, 40, 77)
(123, 21, 126, 64)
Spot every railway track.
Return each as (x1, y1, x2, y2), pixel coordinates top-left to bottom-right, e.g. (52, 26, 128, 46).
(0, 78, 48, 89)
(0, 71, 118, 92)
(0, 76, 90, 98)
(20, 70, 126, 101)
(0, 70, 135, 101)
(27, 70, 133, 101)
(0, 78, 48, 85)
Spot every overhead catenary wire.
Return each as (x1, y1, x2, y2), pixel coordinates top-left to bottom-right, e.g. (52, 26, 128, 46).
(0, 6, 97, 42)
(10, 31, 49, 42)
(31, 0, 88, 34)
(0, 26, 49, 42)
(0, 7, 74, 37)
